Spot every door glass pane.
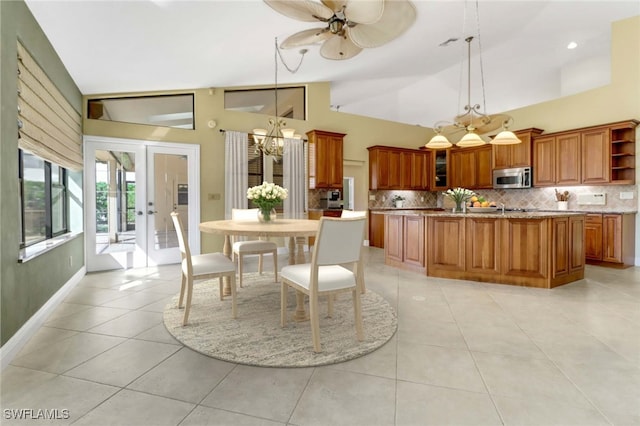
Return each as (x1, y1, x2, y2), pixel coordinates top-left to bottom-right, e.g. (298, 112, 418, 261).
(153, 153, 187, 250)
(95, 149, 137, 254)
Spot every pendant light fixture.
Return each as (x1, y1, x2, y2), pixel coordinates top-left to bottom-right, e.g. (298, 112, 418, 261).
(425, 0, 520, 149)
(253, 38, 306, 159)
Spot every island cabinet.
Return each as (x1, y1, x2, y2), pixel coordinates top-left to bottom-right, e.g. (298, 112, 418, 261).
(383, 211, 585, 288)
(384, 214, 425, 272)
(585, 213, 636, 265)
(492, 128, 543, 170)
(368, 146, 430, 190)
(307, 130, 345, 189)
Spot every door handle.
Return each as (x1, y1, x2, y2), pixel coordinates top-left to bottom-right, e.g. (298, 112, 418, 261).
(137, 211, 144, 216)
(148, 210, 158, 215)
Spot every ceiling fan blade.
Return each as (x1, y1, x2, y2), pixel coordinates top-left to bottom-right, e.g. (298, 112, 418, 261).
(280, 28, 332, 48)
(348, 0, 416, 48)
(320, 35, 363, 60)
(321, 0, 346, 12)
(264, 0, 334, 22)
(344, 0, 384, 25)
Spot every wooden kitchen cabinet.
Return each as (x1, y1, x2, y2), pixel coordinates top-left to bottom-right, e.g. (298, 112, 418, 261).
(533, 120, 637, 187)
(427, 216, 465, 273)
(533, 135, 556, 186)
(368, 146, 430, 190)
(307, 130, 345, 189)
(609, 121, 638, 184)
(533, 132, 580, 186)
(449, 145, 492, 189)
(431, 149, 449, 190)
(585, 214, 603, 260)
(492, 128, 543, 169)
(584, 213, 636, 266)
(581, 127, 610, 184)
(369, 211, 385, 248)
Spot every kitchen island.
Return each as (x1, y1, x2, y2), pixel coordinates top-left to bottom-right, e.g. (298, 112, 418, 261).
(383, 210, 585, 288)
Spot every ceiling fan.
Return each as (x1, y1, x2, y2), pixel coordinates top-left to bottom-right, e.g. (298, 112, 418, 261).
(264, 0, 417, 60)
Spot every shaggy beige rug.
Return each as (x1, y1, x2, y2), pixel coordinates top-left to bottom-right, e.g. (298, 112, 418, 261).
(163, 273, 397, 367)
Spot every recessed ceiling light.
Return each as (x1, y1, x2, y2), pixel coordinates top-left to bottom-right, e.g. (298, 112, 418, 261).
(567, 41, 578, 49)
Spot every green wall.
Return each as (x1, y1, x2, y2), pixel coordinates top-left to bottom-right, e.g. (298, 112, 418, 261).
(0, 1, 85, 346)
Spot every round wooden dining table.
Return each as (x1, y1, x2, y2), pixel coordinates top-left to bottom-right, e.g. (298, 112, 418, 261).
(199, 219, 319, 321)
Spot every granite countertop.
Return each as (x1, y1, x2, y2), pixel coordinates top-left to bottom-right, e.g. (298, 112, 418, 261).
(372, 208, 637, 215)
(378, 209, 589, 218)
(369, 207, 442, 212)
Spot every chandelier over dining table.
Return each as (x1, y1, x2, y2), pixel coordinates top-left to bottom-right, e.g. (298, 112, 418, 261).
(252, 37, 305, 160)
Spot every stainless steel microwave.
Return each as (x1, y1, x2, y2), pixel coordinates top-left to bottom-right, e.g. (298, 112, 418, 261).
(493, 167, 532, 189)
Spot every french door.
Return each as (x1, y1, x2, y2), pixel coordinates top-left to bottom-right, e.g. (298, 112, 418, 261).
(84, 136, 200, 272)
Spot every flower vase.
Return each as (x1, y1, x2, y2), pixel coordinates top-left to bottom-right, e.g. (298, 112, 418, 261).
(258, 208, 276, 223)
(453, 201, 464, 213)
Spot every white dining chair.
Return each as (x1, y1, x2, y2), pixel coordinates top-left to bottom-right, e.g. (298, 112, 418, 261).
(341, 210, 367, 293)
(171, 212, 237, 325)
(280, 216, 366, 353)
(340, 210, 367, 218)
(231, 208, 278, 288)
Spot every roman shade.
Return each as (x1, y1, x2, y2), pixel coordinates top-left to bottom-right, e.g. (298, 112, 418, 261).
(17, 43, 83, 171)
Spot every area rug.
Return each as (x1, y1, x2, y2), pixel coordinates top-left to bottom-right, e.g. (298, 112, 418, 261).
(163, 273, 397, 367)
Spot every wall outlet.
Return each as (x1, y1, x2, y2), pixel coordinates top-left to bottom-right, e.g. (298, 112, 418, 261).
(620, 192, 634, 200)
(420, 196, 424, 202)
(369, 195, 376, 201)
(382, 195, 386, 202)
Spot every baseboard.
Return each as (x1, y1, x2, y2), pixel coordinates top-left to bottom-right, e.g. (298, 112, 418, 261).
(0, 266, 86, 371)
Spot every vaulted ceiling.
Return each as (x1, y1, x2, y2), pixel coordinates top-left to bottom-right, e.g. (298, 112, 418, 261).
(25, 0, 639, 127)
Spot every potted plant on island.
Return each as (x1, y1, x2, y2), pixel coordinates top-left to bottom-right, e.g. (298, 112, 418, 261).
(392, 195, 406, 208)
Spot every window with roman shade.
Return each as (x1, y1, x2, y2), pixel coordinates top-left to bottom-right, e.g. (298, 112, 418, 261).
(17, 42, 83, 171)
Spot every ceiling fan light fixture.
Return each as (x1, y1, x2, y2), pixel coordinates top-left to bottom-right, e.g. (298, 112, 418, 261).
(265, 0, 416, 60)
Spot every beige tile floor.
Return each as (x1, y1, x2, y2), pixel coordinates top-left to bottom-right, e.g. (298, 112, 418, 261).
(2, 247, 639, 426)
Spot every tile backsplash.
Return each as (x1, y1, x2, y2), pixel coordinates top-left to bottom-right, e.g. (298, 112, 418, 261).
(369, 185, 638, 212)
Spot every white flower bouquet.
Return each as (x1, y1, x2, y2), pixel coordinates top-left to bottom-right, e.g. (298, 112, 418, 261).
(247, 181, 288, 212)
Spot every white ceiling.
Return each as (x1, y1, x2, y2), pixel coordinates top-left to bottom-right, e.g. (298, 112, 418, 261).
(25, 0, 640, 127)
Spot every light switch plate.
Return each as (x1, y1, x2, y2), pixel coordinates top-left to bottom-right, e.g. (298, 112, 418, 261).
(620, 192, 634, 200)
(577, 193, 606, 205)
(369, 195, 376, 201)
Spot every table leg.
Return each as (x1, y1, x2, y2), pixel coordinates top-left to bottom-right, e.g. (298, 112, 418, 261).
(288, 236, 295, 266)
(291, 236, 309, 322)
(295, 236, 306, 264)
(222, 234, 232, 296)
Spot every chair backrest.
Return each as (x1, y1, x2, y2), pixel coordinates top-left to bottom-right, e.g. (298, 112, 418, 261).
(171, 212, 191, 265)
(313, 217, 366, 267)
(341, 210, 367, 218)
(231, 208, 260, 242)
